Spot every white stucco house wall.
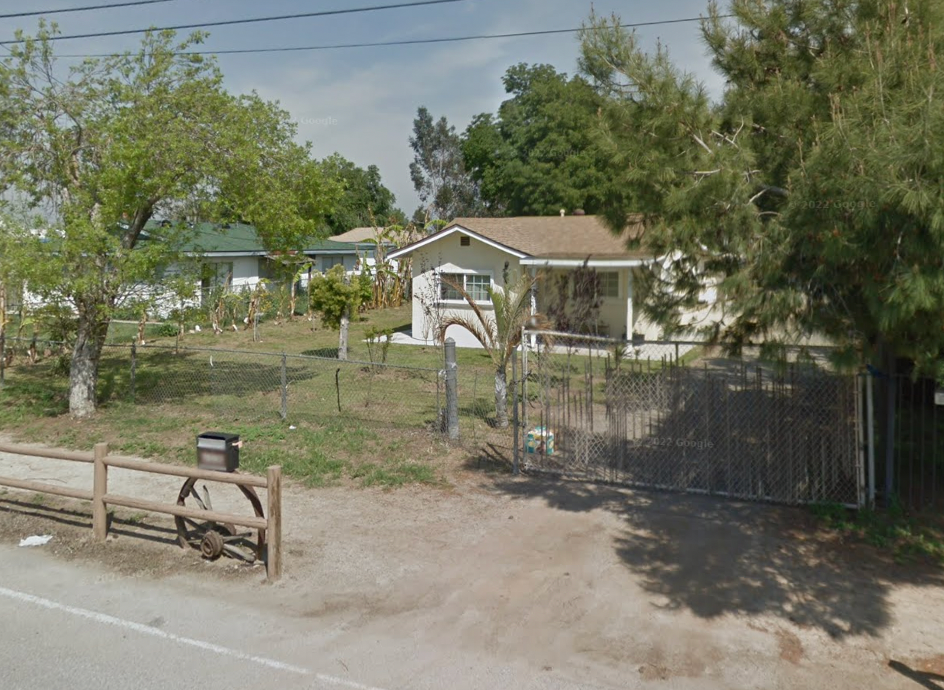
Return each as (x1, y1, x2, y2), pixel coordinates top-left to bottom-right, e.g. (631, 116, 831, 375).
(388, 214, 698, 349)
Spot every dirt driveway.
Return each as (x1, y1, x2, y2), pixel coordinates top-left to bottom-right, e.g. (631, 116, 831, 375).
(0, 443, 942, 689)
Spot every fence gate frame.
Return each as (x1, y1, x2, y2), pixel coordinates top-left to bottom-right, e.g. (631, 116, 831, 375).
(515, 330, 866, 509)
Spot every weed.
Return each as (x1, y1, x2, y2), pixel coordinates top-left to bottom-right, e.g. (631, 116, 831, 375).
(0, 306, 477, 492)
(810, 502, 854, 530)
(812, 502, 944, 564)
(351, 459, 437, 488)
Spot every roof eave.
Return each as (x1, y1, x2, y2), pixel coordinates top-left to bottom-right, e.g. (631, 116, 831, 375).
(388, 223, 529, 261)
(520, 257, 655, 268)
(183, 250, 267, 257)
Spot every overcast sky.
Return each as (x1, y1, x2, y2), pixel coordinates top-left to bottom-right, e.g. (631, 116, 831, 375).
(2, 0, 725, 218)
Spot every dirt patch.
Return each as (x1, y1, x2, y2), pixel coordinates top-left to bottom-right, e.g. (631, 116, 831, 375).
(2, 447, 944, 689)
(913, 654, 944, 676)
(776, 629, 804, 664)
(0, 494, 261, 582)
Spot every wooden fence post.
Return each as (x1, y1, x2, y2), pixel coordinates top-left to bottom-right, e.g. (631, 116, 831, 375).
(266, 465, 282, 581)
(93, 443, 109, 541)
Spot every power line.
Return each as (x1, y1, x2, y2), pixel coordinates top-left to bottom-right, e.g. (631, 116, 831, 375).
(49, 15, 732, 58)
(0, 0, 466, 44)
(0, 0, 176, 20)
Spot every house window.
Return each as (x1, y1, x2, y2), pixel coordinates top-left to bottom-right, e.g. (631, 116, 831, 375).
(440, 272, 491, 303)
(598, 272, 619, 298)
(466, 274, 491, 302)
(200, 261, 233, 304)
(202, 261, 233, 290)
(323, 256, 344, 271)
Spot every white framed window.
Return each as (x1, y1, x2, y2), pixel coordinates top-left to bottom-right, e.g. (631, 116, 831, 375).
(466, 274, 491, 302)
(440, 272, 492, 303)
(598, 271, 619, 299)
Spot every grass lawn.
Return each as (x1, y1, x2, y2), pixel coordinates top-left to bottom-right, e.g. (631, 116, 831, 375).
(0, 304, 511, 488)
(0, 304, 695, 488)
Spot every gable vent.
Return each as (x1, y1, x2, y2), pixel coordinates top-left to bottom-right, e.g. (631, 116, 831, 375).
(460, 236, 471, 247)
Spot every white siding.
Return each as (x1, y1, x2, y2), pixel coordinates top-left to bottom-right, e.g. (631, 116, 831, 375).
(533, 267, 632, 339)
(230, 257, 263, 290)
(410, 235, 524, 348)
(316, 254, 357, 273)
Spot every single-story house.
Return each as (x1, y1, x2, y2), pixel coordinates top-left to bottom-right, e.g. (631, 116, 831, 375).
(330, 226, 389, 246)
(128, 221, 366, 316)
(150, 220, 364, 291)
(388, 214, 702, 348)
(329, 226, 399, 274)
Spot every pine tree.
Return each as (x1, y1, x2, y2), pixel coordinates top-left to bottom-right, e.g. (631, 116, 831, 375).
(581, 0, 944, 373)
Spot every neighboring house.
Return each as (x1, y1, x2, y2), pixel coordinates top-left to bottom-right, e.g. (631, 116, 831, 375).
(138, 221, 361, 312)
(331, 226, 399, 275)
(20, 221, 365, 317)
(330, 226, 387, 247)
(166, 221, 362, 286)
(389, 214, 701, 348)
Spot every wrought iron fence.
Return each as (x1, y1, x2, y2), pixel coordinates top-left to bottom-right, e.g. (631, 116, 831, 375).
(517, 331, 863, 507)
(872, 373, 944, 513)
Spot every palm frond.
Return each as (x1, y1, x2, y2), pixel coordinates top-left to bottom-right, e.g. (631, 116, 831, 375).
(440, 274, 494, 334)
(438, 314, 498, 364)
(439, 271, 542, 365)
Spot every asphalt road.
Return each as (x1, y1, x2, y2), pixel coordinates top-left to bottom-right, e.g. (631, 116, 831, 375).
(0, 545, 646, 690)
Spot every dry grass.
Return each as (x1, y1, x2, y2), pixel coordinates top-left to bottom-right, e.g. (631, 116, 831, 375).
(0, 304, 510, 488)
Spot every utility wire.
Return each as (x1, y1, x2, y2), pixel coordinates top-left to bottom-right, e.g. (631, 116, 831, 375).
(0, 0, 466, 44)
(0, 0, 176, 20)
(48, 15, 733, 58)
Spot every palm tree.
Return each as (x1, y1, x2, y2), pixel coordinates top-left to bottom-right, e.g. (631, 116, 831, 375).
(437, 270, 540, 428)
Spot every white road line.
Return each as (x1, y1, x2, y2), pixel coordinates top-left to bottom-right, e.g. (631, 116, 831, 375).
(0, 585, 390, 690)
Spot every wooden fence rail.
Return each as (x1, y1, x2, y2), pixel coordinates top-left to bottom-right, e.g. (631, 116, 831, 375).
(0, 441, 282, 580)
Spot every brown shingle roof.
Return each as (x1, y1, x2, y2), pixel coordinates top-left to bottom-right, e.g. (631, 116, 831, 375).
(449, 215, 647, 259)
(331, 227, 380, 243)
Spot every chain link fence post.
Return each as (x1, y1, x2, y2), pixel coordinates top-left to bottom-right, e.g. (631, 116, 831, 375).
(280, 353, 288, 421)
(512, 342, 519, 474)
(130, 342, 137, 403)
(444, 338, 459, 441)
(0, 331, 5, 390)
(521, 327, 529, 431)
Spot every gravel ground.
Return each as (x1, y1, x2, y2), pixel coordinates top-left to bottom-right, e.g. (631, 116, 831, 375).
(1, 438, 943, 689)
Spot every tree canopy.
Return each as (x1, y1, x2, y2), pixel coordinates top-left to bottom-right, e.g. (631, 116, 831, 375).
(581, 0, 944, 372)
(0, 25, 341, 415)
(409, 106, 481, 221)
(321, 154, 403, 235)
(462, 63, 610, 216)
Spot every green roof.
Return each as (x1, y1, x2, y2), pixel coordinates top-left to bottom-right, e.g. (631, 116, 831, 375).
(144, 220, 359, 255)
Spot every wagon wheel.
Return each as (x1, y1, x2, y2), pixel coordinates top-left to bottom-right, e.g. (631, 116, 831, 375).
(175, 476, 266, 563)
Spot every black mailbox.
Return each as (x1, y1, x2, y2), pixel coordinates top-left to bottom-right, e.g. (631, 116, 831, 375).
(196, 432, 240, 472)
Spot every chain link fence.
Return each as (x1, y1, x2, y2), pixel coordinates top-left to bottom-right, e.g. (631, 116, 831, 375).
(879, 373, 944, 513)
(0, 336, 446, 434)
(518, 331, 863, 507)
(0, 334, 510, 455)
(133, 345, 445, 431)
(0, 331, 874, 507)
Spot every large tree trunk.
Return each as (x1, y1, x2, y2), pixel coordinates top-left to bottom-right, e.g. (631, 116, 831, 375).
(69, 306, 110, 418)
(494, 363, 508, 428)
(338, 306, 350, 360)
